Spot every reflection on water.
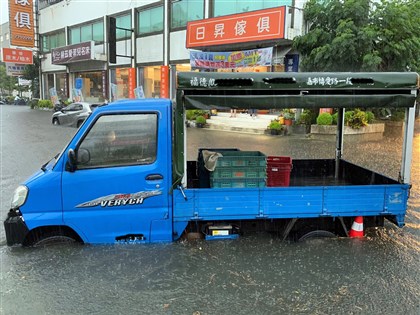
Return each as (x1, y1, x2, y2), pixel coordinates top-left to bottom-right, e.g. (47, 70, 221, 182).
(1, 231, 419, 315)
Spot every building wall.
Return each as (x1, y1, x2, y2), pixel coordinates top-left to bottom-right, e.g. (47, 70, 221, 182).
(37, 0, 308, 101)
(0, 22, 10, 60)
(39, 0, 155, 34)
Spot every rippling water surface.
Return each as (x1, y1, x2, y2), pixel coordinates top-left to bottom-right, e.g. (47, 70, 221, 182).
(1, 107, 419, 314)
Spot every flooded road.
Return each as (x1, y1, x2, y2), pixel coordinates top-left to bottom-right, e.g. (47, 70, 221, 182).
(1, 106, 419, 314)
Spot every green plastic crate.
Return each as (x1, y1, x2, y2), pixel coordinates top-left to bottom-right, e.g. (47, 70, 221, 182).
(211, 167, 266, 179)
(210, 178, 266, 188)
(215, 151, 266, 167)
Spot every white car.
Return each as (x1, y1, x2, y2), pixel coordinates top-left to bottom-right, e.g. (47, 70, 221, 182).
(51, 102, 92, 128)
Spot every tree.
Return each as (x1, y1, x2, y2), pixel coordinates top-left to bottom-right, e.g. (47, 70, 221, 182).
(293, 0, 420, 72)
(22, 56, 41, 98)
(0, 65, 18, 97)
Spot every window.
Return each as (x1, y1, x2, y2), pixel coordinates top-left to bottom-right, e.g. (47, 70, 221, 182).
(213, 0, 291, 17)
(40, 31, 65, 53)
(171, 0, 204, 28)
(0, 35, 3, 42)
(116, 14, 131, 40)
(69, 20, 104, 44)
(138, 6, 163, 35)
(78, 114, 157, 169)
(138, 66, 162, 98)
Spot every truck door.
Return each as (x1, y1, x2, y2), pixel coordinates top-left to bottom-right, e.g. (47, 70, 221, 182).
(61, 107, 172, 244)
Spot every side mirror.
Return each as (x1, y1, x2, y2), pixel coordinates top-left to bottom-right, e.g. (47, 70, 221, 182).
(77, 148, 90, 164)
(67, 149, 77, 172)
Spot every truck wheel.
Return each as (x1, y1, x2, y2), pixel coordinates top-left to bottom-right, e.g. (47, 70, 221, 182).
(33, 234, 78, 247)
(298, 230, 336, 242)
(52, 118, 60, 125)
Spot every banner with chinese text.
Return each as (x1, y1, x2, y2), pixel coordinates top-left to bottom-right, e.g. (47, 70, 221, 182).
(190, 47, 272, 69)
(52, 42, 94, 64)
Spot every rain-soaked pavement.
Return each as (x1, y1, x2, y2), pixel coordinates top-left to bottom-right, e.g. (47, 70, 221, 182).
(0, 105, 419, 314)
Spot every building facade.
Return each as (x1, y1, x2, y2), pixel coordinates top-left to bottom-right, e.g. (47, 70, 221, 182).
(38, 0, 306, 103)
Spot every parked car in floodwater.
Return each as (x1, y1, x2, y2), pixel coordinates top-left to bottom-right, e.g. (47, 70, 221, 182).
(51, 102, 92, 128)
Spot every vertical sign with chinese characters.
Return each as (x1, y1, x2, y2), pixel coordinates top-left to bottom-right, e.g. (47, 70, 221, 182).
(160, 66, 169, 98)
(128, 68, 136, 99)
(9, 0, 35, 47)
(102, 71, 107, 100)
(284, 54, 299, 72)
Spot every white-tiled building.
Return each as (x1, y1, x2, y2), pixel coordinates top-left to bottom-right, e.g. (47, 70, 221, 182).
(35, 0, 307, 102)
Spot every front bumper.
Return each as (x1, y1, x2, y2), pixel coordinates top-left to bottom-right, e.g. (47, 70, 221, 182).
(4, 210, 29, 246)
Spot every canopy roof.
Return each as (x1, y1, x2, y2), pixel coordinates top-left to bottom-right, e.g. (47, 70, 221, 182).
(177, 72, 419, 109)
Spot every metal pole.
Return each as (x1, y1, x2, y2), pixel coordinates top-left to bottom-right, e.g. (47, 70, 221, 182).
(335, 108, 344, 179)
(400, 93, 417, 184)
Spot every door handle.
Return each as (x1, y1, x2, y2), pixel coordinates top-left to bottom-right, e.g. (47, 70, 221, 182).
(145, 174, 163, 181)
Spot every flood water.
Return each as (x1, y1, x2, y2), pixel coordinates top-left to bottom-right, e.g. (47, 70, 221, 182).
(1, 106, 419, 314)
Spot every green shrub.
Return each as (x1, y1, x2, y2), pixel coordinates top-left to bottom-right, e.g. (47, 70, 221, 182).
(347, 109, 367, 129)
(365, 111, 375, 123)
(297, 109, 317, 125)
(186, 110, 196, 120)
(268, 120, 282, 130)
(316, 113, 333, 125)
(390, 109, 405, 121)
(344, 111, 354, 125)
(332, 112, 338, 125)
(28, 99, 39, 109)
(195, 115, 206, 124)
(38, 99, 53, 109)
(186, 109, 207, 121)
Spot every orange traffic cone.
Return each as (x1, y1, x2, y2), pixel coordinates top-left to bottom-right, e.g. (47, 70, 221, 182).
(349, 216, 364, 238)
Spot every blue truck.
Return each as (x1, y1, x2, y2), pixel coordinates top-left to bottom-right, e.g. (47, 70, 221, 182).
(4, 72, 419, 246)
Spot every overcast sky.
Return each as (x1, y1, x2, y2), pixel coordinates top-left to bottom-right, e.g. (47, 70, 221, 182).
(1, 0, 8, 24)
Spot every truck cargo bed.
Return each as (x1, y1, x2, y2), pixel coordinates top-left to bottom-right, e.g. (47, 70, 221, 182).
(175, 159, 407, 227)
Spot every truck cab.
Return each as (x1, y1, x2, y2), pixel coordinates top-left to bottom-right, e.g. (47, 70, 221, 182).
(5, 100, 174, 245)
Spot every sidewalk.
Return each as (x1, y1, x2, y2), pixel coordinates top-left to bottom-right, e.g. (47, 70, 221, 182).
(205, 112, 279, 134)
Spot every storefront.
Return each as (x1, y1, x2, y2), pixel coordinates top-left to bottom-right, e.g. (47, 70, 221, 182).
(51, 41, 107, 103)
(73, 71, 105, 103)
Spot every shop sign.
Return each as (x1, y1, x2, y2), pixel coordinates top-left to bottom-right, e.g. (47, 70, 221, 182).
(5, 63, 25, 76)
(52, 41, 94, 65)
(134, 86, 145, 99)
(18, 77, 31, 86)
(160, 66, 169, 98)
(75, 78, 83, 89)
(186, 7, 285, 48)
(72, 88, 83, 102)
(2, 48, 33, 64)
(284, 54, 299, 72)
(102, 71, 107, 100)
(190, 47, 272, 69)
(128, 68, 136, 99)
(111, 83, 117, 100)
(9, 0, 35, 47)
(49, 87, 58, 105)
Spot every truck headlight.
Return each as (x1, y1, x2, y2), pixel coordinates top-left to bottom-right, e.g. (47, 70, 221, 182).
(11, 185, 28, 209)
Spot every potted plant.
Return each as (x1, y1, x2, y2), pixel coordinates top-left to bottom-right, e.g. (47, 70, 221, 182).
(268, 120, 283, 135)
(283, 109, 295, 126)
(195, 115, 207, 128)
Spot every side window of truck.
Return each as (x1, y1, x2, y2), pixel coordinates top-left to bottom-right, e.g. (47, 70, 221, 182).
(77, 113, 157, 169)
